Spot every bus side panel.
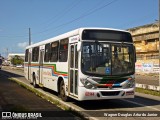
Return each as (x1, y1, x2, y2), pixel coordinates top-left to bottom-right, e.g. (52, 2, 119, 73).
(42, 66, 58, 91)
(30, 63, 39, 84)
(56, 62, 68, 93)
(24, 62, 28, 80)
(42, 62, 68, 93)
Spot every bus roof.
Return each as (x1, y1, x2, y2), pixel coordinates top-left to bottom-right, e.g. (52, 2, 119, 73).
(26, 27, 129, 49)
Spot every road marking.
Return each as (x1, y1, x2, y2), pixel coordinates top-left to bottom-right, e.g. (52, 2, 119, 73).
(121, 99, 160, 111)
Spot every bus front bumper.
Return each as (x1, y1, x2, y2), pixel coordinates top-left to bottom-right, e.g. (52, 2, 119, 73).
(78, 87, 135, 101)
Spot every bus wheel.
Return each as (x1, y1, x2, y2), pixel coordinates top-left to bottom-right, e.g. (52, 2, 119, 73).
(60, 81, 68, 101)
(33, 74, 38, 88)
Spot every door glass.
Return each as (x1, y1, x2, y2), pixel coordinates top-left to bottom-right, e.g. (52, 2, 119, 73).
(70, 70, 73, 93)
(70, 45, 74, 68)
(75, 45, 78, 68)
(75, 70, 78, 95)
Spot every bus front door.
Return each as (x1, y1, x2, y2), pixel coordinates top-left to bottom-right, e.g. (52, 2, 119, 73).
(69, 44, 78, 96)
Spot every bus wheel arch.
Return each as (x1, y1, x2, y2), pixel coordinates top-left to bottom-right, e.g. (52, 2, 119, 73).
(57, 77, 69, 101)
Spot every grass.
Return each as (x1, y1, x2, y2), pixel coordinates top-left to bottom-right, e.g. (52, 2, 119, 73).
(136, 87, 160, 97)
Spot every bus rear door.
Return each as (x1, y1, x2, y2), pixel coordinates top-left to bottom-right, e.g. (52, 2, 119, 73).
(28, 49, 32, 81)
(39, 45, 45, 86)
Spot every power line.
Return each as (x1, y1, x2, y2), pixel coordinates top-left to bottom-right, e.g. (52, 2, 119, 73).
(32, 0, 119, 36)
(0, 1, 82, 39)
(40, 0, 82, 29)
(34, 0, 81, 30)
(0, 0, 118, 39)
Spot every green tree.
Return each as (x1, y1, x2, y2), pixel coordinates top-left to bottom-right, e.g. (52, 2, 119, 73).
(11, 55, 24, 65)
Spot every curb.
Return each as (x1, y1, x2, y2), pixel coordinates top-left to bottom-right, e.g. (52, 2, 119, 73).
(135, 92, 160, 101)
(7, 77, 98, 120)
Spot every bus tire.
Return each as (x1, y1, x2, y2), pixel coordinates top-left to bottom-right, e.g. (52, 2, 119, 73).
(59, 80, 68, 101)
(33, 74, 38, 88)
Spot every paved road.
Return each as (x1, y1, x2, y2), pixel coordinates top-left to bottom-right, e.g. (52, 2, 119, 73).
(135, 74, 159, 86)
(0, 67, 160, 120)
(0, 70, 81, 120)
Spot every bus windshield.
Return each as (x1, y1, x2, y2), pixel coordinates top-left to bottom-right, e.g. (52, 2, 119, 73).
(81, 42, 135, 76)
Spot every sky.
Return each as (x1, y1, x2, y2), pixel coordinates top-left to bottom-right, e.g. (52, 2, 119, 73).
(0, 0, 158, 57)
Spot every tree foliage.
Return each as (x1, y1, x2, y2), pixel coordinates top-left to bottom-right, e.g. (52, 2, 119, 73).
(11, 55, 24, 65)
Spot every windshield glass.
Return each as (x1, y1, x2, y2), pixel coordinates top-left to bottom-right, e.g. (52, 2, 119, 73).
(81, 42, 134, 76)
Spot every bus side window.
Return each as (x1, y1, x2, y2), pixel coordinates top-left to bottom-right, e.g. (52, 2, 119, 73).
(59, 38, 68, 62)
(44, 43, 51, 62)
(50, 41, 59, 62)
(32, 47, 39, 62)
(25, 49, 29, 62)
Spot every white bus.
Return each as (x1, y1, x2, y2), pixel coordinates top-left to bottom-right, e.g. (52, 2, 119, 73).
(24, 28, 136, 101)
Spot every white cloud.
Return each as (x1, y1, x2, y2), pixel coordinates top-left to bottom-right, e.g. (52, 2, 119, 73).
(17, 42, 33, 49)
(18, 42, 28, 49)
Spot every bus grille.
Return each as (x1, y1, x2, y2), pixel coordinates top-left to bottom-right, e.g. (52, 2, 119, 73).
(101, 91, 120, 96)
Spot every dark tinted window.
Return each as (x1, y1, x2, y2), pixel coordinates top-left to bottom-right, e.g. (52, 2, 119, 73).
(82, 30, 133, 42)
(0, 59, 2, 64)
(25, 49, 29, 62)
(44, 43, 51, 62)
(32, 47, 39, 62)
(59, 38, 68, 62)
(50, 41, 59, 62)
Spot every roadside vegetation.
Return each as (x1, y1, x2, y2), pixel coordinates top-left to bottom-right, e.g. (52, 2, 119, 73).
(11, 55, 24, 66)
(136, 87, 160, 97)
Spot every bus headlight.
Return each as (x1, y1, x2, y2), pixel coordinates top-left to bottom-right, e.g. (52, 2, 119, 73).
(123, 79, 135, 89)
(80, 78, 97, 89)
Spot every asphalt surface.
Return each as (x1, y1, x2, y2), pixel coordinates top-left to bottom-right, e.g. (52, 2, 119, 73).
(0, 70, 81, 120)
(0, 67, 160, 120)
(135, 74, 159, 86)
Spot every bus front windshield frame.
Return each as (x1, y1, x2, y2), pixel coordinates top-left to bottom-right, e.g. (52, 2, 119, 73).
(81, 42, 135, 76)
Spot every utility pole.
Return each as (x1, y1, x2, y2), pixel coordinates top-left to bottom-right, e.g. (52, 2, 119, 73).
(158, 0, 160, 91)
(29, 28, 31, 45)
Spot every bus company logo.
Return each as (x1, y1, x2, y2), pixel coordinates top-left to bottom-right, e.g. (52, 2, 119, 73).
(2, 112, 12, 119)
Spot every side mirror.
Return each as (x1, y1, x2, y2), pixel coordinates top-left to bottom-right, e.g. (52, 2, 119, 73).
(77, 42, 82, 51)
